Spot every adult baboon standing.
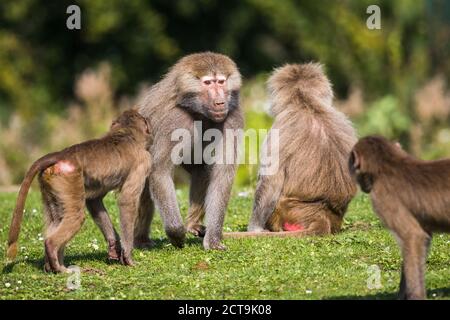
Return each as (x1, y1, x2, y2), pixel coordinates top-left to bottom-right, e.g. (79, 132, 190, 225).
(136, 52, 243, 250)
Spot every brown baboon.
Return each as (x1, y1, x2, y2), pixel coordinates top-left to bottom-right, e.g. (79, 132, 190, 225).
(349, 135, 450, 300)
(243, 63, 357, 237)
(136, 52, 243, 250)
(6, 110, 152, 272)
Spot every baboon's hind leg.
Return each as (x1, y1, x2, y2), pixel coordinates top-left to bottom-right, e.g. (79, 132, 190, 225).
(40, 164, 86, 273)
(39, 183, 62, 273)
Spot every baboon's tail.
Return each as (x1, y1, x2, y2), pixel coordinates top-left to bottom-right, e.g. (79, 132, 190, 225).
(6, 153, 61, 261)
(222, 230, 307, 239)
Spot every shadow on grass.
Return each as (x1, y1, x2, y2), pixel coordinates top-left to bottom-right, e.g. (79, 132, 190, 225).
(143, 237, 203, 250)
(328, 287, 450, 300)
(2, 251, 111, 274)
(2, 237, 204, 274)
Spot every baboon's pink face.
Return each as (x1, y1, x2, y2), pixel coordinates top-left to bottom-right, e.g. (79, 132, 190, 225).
(200, 74, 229, 122)
(179, 70, 240, 123)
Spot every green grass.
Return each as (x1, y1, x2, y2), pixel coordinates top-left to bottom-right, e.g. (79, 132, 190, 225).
(0, 189, 448, 300)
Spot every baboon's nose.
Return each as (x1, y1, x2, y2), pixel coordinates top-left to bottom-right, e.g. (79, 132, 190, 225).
(214, 100, 225, 108)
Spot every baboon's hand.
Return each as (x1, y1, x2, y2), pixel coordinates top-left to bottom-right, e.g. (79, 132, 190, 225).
(166, 226, 186, 248)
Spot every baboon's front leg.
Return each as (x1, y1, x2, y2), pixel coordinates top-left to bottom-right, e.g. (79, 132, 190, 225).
(134, 179, 155, 249)
(202, 163, 236, 250)
(400, 232, 430, 300)
(86, 198, 121, 261)
(149, 169, 186, 248)
(118, 167, 148, 266)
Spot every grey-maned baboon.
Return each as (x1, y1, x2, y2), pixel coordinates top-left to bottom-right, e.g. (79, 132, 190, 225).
(136, 52, 243, 250)
(7, 110, 152, 272)
(246, 63, 357, 236)
(349, 135, 450, 300)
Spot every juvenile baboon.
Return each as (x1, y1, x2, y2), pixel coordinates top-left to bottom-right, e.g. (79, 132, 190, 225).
(245, 63, 357, 236)
(349, 135, 450, 300)
(136, 52, 243, 250)
(7, 110, 152, 272)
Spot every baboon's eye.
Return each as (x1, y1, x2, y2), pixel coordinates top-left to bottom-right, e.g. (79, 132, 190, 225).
(218, 79, 225, 85)
(203, 80, 211, 85)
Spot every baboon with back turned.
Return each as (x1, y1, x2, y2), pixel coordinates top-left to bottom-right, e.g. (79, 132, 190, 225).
(7, 110, 152, 272)
(136, 52, 243, 250)
(349, 135, 450, 300)
(241, 63, 357, 237)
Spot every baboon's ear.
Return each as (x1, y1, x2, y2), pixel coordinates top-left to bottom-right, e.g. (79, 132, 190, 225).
(143, 118, 151, 135)
(349, 150, 360, 173)
(110, 120, 120, 130)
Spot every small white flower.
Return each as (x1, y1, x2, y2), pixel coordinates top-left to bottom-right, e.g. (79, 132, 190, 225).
(5, 283, 11, 288)
(238, 191, 250, 197)
(432, 293, 437, 297)
(305, 289, 312, 294)
(17, 280, 22, 284)
(92, 243, 99, 251)
(32, 209, 37, 213)
(38, 236, 44, 241)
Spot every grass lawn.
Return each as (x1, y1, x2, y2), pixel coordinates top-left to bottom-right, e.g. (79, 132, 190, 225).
(0, 189, 448, 300)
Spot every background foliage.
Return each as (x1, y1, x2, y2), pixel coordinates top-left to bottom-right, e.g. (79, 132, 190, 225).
(0, 0, 450, 185)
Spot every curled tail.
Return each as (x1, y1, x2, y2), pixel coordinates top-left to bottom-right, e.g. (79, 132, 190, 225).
(6, 153, 61, 261)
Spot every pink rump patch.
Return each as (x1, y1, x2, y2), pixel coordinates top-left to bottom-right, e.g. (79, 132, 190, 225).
(283, 222, 305, 232)
(55, 161, 76, 173)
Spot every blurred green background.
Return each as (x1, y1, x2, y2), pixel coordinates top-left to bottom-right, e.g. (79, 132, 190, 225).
(0, 0, 449, 186)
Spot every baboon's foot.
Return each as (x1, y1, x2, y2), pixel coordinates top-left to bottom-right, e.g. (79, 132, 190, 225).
(107, 240, 122, 261)
(120, 251, 135, 267)
(43, 262, 68, 273)
(203, 238, 227, 251)
(187, 224, 206, 238)
(44, 240, 67, 273)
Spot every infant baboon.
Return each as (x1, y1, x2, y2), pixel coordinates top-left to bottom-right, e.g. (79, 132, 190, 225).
(349, 135, 450, 300)
(7, 110, 151, 273)
(245, 63, 357, 236)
